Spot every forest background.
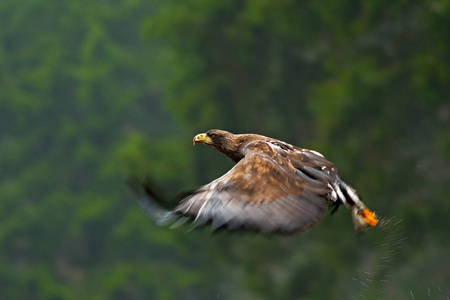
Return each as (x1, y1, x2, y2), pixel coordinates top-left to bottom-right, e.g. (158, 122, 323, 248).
(1, 0, 449, 299)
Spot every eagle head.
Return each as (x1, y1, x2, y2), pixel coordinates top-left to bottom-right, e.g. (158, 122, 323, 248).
(193, 129, 245, 162)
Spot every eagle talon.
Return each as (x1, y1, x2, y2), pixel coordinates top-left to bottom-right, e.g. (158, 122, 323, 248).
(359, 208, 379, 227)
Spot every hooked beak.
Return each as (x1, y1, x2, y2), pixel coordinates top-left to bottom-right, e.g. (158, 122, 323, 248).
(193, 133, 212, 145)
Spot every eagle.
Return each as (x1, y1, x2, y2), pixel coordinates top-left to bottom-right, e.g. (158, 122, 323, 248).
(130, 129, 378, 235)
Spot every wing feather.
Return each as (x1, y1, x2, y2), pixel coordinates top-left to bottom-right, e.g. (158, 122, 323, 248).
(172, 142, 336, 234)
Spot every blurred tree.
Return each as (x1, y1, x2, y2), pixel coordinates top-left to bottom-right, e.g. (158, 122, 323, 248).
(0, 0, 200, 299)
(0, 0, 449, 299)
(143, 0, 450, 298)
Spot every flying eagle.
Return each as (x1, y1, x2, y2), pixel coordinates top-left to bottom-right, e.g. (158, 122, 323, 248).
(130, 129, 378, 235)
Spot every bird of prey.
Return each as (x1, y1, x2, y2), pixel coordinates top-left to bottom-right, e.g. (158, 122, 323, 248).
(129, 129, 378, 235)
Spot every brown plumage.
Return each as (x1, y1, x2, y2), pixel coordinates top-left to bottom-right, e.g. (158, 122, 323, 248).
(131, 129, 378, 235)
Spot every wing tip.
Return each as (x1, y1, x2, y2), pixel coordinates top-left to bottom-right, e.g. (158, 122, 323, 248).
(126, 174, 179, 226)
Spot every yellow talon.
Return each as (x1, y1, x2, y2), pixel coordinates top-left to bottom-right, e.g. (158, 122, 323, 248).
(359, 208, 379, 227)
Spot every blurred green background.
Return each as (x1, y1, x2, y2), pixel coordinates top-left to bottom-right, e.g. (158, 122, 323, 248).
(1, 0, 449, 299)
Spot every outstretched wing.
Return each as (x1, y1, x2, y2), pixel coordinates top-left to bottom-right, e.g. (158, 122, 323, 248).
(172, 141, 336, 234)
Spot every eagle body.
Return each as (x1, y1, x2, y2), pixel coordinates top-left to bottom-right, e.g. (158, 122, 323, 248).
(134, 129, 378, 235)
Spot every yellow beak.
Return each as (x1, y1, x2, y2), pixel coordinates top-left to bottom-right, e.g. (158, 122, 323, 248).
(193, 133, 212, 145)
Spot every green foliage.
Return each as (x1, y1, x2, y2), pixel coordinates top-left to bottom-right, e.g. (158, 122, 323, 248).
(1, 0, 449, 299)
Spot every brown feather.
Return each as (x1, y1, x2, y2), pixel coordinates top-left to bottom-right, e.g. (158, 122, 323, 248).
(138, 129, 378, 234)
(173, 130, 343, 234)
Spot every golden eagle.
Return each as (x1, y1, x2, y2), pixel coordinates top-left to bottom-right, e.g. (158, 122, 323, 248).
(129, 129, 378, 235)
